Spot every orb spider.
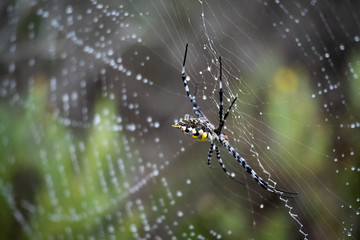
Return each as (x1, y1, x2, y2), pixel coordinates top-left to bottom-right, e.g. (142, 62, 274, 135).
(172, 44, 297, 198)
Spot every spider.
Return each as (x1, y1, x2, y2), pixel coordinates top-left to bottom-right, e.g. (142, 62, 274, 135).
(172, 44, 297, 198)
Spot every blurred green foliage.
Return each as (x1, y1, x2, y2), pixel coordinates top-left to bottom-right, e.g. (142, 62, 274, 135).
(0, 76, 135, 239)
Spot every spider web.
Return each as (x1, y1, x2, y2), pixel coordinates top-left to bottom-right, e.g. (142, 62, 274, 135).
(0, 0, 359, 239)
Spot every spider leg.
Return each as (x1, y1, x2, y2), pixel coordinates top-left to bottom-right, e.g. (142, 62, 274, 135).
(216, 56, 237, 133)
(218, 56, 224, 124)
(182, 44, 204, 118)
(207, 142, 216, 168)
(215, 145, 244, 185)
(217, 97, 237, 133)
(223, 97, 237, 122)
(219, 137, 297, 198)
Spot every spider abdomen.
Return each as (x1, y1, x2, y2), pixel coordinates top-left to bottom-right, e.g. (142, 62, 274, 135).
(172, 115, 215, 142)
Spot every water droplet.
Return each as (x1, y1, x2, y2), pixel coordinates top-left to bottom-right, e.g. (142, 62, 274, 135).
(126, 123, 136, 131)
(177, 211, 183, 217)
(65, 5, 73, 14)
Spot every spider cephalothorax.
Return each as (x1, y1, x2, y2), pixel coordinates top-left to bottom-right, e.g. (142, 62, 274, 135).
(172, 44, 297, 198)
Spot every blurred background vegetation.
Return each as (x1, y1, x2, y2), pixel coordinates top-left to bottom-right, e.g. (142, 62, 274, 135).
(0, 0, 359, 239)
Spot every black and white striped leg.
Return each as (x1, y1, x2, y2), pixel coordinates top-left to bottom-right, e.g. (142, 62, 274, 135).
(182, 44, 203, 118)
(219, 137, 297, 198)
(215, 146, 244, 184)
(207, 142, 215, 168)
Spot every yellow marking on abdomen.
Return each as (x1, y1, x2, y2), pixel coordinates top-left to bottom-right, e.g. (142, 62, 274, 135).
(200, 132, 207, 141)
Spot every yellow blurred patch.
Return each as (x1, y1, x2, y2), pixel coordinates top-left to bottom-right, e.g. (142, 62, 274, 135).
(201, 132, 207, 141)
(274, 67, 299, 94)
